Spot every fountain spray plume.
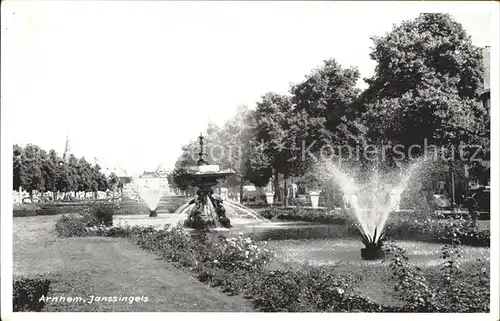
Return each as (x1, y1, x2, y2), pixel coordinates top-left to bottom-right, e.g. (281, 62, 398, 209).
(138, 187, 162, 217)
(314, 157, 426, 255)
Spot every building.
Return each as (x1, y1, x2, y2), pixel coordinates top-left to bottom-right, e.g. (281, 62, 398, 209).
(134, 171, 162, 189)
(480, 46, 490, 110)
(156, 162, 172, 178)
(125, 162, 174, 197)
(466, 46, 491, 191)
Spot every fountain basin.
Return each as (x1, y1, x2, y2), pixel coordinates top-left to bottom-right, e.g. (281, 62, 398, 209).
(361, 247, 385, 260)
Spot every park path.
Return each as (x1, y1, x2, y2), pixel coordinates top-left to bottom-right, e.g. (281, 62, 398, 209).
(13, 215, 254, 312)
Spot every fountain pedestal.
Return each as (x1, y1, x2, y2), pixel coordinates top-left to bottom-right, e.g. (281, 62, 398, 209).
(265, 192, 274, 205)
(183, 133, 235, 230)
(309, 191, 321, 208)
(184, 183, 232, 229)
(149, 209, 157, 217)
(361, 246, 385, 260)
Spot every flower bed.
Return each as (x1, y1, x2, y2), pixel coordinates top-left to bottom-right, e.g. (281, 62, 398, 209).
(64, 223, 489, 312)
(52, 201, 490, 312)
(55, 203, 119, 237)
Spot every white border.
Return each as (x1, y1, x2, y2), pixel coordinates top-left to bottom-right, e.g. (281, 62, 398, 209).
(1, 1, 499, 321)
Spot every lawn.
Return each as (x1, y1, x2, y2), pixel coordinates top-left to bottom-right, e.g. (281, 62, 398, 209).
(13, 211, 490, 312)
(263, 238, 490, 308)
(13, 215, 253, 312)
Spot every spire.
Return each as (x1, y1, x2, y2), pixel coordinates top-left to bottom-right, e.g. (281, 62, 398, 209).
(63, 133, 71, 163)
(197, 132, 208, 165)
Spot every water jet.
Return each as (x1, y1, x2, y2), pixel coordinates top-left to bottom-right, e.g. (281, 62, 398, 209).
(137, 187, 162, 218)
(316, 160, 424, 261)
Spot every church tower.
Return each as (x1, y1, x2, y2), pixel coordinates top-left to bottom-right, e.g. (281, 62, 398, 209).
(63, 134, 71, 163)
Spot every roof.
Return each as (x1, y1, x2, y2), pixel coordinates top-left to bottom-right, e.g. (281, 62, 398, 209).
(156, 162, 172, 175)
(139, 171, 159, 178)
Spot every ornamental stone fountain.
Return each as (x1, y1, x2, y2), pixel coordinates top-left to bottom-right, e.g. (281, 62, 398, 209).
(183, 133, 235, 229)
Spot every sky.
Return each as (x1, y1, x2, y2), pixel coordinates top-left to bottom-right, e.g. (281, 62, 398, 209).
(2, 1, 495, 177)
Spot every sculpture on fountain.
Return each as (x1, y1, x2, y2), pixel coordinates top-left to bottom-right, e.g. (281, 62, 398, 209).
(183, 133, 234, 229)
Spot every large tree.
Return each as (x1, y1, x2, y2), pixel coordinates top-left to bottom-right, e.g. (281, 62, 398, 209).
(211, 105, 255, 201)
(20, 144, 45, 200)
(358, 13, 490, 203)
(360, 13, 488, 153)
(252, 92, 296, 204)
(13, 145, 23, 191)
(290, 58, 363, 171)
(41, 149, 60, 198)
(77, 157, 93, 196)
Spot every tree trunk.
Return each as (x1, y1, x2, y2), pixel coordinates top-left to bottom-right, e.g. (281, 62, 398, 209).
(273, 172, 280, 203)
(283, 178, 289, 208)
(239, 180, 244, 204)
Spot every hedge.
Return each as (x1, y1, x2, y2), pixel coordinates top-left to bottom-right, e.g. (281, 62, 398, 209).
(13, 275, 51, 312)
(13, 197, 191, 217)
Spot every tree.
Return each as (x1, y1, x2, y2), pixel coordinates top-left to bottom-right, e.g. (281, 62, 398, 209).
(245, 140, 273, 188)
(357, 13, 490, 204)
(41, 149, 60, 199)
(108, 172, 120, 193)
(13, 145, 23, 191)
(93, 164, 109, 194)
(291, 59, 361, 146)
(252, 92, 296, 204)
(360, 13, 488, 154)
(77, 157, 93, 197)
(211, 105, 255, 202)
(66, 154, 80, 196)
(172, 141, 202, 193)
(20, 144, 45, 200)
(288, 58, 364, 181)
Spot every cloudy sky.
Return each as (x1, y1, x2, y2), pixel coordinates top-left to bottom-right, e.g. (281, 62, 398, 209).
(2, 1, 494, 176)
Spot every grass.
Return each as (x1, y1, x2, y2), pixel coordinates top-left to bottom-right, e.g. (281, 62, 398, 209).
(13, 211, 490, 312)
(263, 238, 490, 307)
(13, 215, 253, 312)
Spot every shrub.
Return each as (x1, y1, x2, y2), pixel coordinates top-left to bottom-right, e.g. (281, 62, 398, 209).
(13, 204, 88, 217)
(212, 233, 273, 272)
(260, 207, 351, 225)
(55, 215, 89, 237)
(384, 217, 490, 247)
(84, 202, 118, 227)
(79, 221, 488, 312)
(385, 238, 490, 313)
(13, 275, 51, 311)
(247, 266, 380, 312)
